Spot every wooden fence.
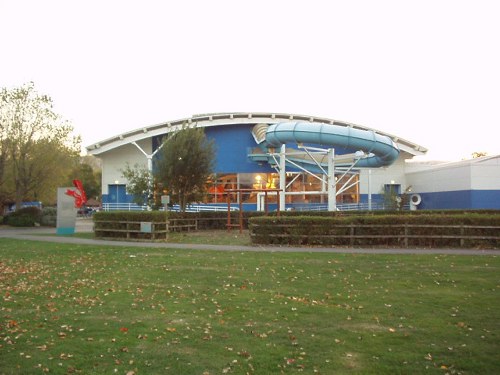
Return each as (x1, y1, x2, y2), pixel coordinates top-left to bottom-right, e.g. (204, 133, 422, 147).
(94, 219, 197, 240)
(249, 223, 500, 248)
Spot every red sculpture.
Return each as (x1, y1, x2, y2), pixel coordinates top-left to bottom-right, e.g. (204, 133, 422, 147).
(65, 179, 87, 208)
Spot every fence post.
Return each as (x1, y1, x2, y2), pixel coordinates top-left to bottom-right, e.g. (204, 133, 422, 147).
(350, 225, 354, 246)
(404, 224, 408, 248)
(460, 225, 464, 247)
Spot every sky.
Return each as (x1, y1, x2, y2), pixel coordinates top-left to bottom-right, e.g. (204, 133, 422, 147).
(1, 0, 499, 161)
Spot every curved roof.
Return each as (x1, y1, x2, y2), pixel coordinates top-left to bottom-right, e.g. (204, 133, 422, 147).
(86, 112, 427, 157)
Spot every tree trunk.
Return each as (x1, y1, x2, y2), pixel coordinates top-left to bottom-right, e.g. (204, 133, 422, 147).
(15, 185, 23, 211)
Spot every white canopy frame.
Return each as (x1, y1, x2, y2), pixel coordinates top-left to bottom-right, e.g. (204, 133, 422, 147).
(264, 144, 365, 211)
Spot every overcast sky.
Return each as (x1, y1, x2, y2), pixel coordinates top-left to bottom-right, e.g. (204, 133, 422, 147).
(1, 0, 499, 161)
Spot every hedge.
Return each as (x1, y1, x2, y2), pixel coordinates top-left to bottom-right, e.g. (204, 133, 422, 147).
(248, 213, 500, 249)
(92, 211, 268, 240)
(3, 207, 42, 227)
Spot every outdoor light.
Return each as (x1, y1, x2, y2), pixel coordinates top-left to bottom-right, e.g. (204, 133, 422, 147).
(255, 175, 263, 189)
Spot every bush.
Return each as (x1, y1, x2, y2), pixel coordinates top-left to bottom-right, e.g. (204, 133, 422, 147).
(249, 213, 500, 249)
(92, 210, 267, 234)
(41, 207, 57, 227)
(4, 206, 42, 227)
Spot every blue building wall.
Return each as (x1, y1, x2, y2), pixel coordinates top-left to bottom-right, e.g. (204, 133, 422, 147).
(471, 190, 500, 209)
(204, 125, 274, 173)
(102, 184, 130, 204)
(359, 190, 500, 210)
(415, 190, 500, 210)
(418, 191, 470, 210)
(151, 124, 356, 174)
(151, 125, 274, 174)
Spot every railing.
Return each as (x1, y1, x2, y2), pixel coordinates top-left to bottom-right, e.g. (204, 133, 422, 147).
(101, 203, 239, 212)
(101, 203, 148, 211)
(293, 203, 411, 211)
(101, 202, 411, 212)
(169, 204, 239, 212)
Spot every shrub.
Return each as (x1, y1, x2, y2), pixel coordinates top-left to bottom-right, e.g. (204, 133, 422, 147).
(41, 207, 57, 227)
(248, 213, 500, 249)
(4, 206, 42, 227)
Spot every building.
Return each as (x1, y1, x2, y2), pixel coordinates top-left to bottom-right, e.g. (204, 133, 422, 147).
(86, 112, 500, 211)
(405, 155, 500, 209)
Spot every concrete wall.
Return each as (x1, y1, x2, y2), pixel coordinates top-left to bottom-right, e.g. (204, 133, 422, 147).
(471, 157, 500, 190)
(406, 163, 472, 193)
(102, 139, 151, 195)
(405, 156, 500, 209)
(359, 157, 410, 196)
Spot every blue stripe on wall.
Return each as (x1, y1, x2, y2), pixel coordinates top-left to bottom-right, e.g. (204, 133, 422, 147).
(360, 190, 500, 209)
(418, 191, 470, 210)
(471, 190, 500, 209)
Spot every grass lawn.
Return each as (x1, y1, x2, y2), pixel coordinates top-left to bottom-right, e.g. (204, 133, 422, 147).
(47, 229, 253, 246)
(161, 230, 252, 246)
(0, 239, 499, 374)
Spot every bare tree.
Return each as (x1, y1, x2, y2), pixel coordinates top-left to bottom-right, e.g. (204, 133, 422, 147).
(0, 82, 81, 208)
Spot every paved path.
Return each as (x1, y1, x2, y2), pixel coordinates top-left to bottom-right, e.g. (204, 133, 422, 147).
(0, 218, 498, 255)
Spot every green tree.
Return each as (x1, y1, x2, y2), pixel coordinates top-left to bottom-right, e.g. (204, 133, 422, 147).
(66, 159, 102, 201)
(0, 82, 81, 208)
(155, 126, 215, 211)
(381, 185, 412, 211)
(121, 163, 153, 207)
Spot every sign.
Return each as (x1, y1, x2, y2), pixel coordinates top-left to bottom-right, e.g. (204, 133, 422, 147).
(140, 222, 152, 233)
(56, 187, 77, 235)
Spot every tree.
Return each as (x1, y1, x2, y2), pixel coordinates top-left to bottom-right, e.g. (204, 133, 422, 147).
(121, 163, 153, 206)
(381, 185, 412, 211)
(155, 126, 216, 211)
(0, 82, 81, 208)
(66, 158, 102, 201)
(472, 151, 488, 158)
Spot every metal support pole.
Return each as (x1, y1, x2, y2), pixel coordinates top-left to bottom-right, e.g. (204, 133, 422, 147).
(132, 141, 165, 209)
(328, 148, 336, 211)
(368, 169, 372, 211)
(279, 144, 286, 211)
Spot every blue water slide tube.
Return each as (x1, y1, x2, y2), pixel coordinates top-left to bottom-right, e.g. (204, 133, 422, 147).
(252, 121, 400, 168)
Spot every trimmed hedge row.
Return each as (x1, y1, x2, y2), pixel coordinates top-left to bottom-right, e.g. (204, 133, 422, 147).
(248, 214, 500, 248)
(3, 207, 42, 227)
(93, 211, 272, 228)
(92, 211, 269, 239)
(2, 207, 57, 227)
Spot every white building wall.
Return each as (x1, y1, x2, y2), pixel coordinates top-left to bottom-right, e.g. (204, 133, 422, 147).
(406, 164, 472, 193)
(471, 157, 500, 190)
(101, 139, 151, 194)
(359, 158, 409, 195)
